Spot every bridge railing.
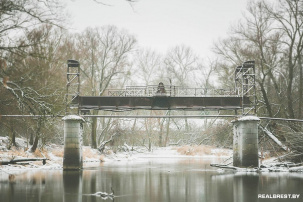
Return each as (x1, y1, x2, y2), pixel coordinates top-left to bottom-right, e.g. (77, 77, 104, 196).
(106, 85, 238, 97)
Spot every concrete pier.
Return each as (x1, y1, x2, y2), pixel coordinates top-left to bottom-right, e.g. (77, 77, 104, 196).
(232, 116, 260, 168)
(63, 115, 84, 170)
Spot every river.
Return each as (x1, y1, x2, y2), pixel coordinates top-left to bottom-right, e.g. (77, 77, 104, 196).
(1, 157, 303, 202)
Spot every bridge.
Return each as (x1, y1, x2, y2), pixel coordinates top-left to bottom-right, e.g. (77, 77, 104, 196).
(66, 60, 256, 115)
(63, 60, 259, 170)
(1, 59, 301, 171)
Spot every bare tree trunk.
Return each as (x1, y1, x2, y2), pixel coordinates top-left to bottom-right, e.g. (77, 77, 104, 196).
(10, 128, 16, 147)
(30, 118, 42, 152)
(29, 133, 34, 145)
(185, 118, 189, 132)
(299, 56, 303, 119)
(259, 81, 273, 117)
(148, 136, 152, 152)
(164, 112, 171, 147)
(98, 133, 118, 153)
(8, 121, 16, 148)
(91, 111, 98, 149)
(287, 63, 295, 118)
(158, 125, 163, 147)
(158, 117, 165, 147)
(30, 134, 39, 152)
(259, 125, 289, 151)
(131, 116, 137, 147)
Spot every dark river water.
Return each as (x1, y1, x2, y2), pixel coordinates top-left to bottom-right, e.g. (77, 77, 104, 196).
(1, 157, 303, 202)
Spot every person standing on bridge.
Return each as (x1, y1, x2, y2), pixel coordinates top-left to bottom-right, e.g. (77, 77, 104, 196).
(156, 82, 166, 96)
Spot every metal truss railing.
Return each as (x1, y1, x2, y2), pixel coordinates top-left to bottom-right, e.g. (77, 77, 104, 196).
(106, 85, 238, 97)
(106, 61, 256, 116)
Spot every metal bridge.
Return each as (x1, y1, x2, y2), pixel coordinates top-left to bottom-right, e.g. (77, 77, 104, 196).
(66, 60, 256, 115)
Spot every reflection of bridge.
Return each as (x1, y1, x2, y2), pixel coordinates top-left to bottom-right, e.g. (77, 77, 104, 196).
(66, 60, 256, 115)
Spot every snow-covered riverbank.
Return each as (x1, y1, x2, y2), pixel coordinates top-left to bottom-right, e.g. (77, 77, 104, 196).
(2, 136, 303, 173)
(0, 136, 233, 172)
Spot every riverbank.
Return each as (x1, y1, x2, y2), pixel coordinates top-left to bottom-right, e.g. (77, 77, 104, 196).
(4, 136, 303, 173)
(0, 136, 232, 172)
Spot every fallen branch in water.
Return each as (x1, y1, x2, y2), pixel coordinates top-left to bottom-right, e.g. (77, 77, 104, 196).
(259, 125, 289, 151)
(210, 163, 259, 172)
(210, 162, 303, 172)
(0, 158, 47, 165)
(210, 163, 238, 170)
(93, 191, 114, 200)
(92, 187, 115, 200)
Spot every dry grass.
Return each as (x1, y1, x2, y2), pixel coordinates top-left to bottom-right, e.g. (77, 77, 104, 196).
(83, 147, 104, 161)
(177, 145, 213, 156)
(99, 155, 105, 162)
(51, 148, 64, 158)
(33, 149, 50, 159)
(0, 146, 53, 160)
(0, 146, 28, 159)
(213, 149, 231, 157)
(83, 147, 96, 158)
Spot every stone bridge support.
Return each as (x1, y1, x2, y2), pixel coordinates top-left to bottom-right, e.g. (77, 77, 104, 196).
(232, 116, 260, 168)
(63, 115, 84, 170)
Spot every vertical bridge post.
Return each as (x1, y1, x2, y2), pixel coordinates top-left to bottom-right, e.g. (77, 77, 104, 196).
(63, 115, 84, 170)
(232, 116, 260, 168)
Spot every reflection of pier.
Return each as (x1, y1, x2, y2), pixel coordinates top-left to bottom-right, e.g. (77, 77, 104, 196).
(63, 171, 82, 202)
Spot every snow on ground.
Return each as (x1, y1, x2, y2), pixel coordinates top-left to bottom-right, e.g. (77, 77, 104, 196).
(0, 136, 232, 172)
(102, 146, 232, 165)
(1, 137, 303, 174)
(5, 137, 301, 173)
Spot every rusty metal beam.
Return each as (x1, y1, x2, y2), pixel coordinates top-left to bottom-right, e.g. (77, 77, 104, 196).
(77, 96, 249, 111)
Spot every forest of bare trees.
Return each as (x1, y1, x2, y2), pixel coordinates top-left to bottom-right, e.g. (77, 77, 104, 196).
(214, 0, 303, 161)
(0, 0, 302, 161)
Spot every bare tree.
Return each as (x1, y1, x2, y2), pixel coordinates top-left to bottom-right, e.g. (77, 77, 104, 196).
(262, 0, 303, 119)
(164, 45, 201, 87)
(0, 0, 65, 55)
(0, 25, 67, 151)
(163, 45, 204, 132)
(0, 1, 66, 151)
(212, 0, 303, 161)
(213, 0, 303, 121)
(134, 48, 162, 85)
(74, 25, 137, 148)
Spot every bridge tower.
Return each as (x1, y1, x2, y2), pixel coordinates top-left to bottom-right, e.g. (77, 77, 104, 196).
(234, 61, 259, 168)
(63, 60, 83, 170)
(235, 61, 256, 115)
(65, 59, 80, 115)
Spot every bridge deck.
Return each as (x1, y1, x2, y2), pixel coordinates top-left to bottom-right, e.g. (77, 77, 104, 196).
(77, 96, 249, 111)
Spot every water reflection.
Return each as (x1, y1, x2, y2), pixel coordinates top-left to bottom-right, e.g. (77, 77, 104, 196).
(233, 174, 259, 202)
(63, 171, 82, 202)
(0, 158, 303, 202)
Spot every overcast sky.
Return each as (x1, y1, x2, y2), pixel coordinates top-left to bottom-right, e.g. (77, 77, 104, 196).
(63, 0, 248, 57)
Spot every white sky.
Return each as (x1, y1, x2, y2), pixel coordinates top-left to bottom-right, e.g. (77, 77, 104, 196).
(63, 0, 248, 57)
